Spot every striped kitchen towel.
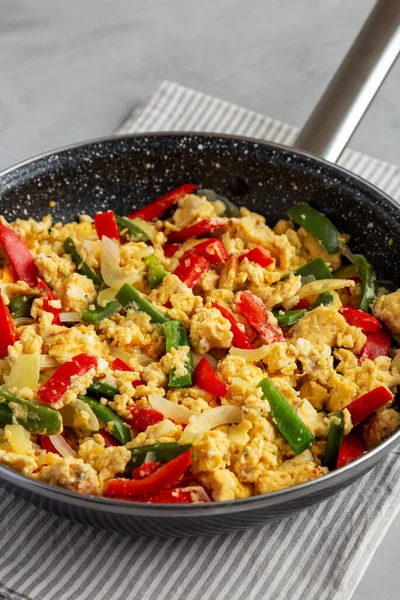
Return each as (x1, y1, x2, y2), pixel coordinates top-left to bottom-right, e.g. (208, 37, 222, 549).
(1, 80, 400, 600)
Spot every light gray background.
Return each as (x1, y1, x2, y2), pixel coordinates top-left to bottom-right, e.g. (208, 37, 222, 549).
(1, 0, 400, 597)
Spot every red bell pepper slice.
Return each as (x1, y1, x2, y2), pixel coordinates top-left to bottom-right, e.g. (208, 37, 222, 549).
(0, 222, 39, 288)
(172, 254, 210, 289)
(340, 306, 381, 333)
(128, 184, 197, 221)
(94, 211, 120, 242)
(293, 299, 312, 310)
(345, 386, 393, 426)
(106, 448, 192, 497)
(131, 461, 160, 480)
(239, 246, 274, 268)
(337, 431, 366, 468)
(97, 430, 121, 447)
(128, 406, 164, 432)
(234, 291, 284, 344)
(38, 279, 61, 325)
(167, 218, 226, 243)
(211, 302, 253, 349)
(181, 238, 228, 264)
(193, 356, 228, 397)
(111, 358, 132, 372)
(163, 243, 180, 258)
(359, 328, 391, 364)
(0, 297, 18, 359)
(38, 353, 98, 404)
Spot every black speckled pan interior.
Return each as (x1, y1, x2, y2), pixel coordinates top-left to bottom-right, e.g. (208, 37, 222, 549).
(0, 132, 399, 536)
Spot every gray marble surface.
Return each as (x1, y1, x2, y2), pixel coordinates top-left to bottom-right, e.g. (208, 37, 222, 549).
(1, 0, 400, 597)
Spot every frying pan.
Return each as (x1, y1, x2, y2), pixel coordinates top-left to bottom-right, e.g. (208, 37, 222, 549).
(0, 0, 400, 536)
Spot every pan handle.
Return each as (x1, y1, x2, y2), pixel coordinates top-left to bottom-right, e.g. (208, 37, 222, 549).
(295, 0, 400, 163)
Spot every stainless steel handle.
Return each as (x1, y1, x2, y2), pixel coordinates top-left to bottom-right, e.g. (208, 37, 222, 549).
(295, 0, 400, 163)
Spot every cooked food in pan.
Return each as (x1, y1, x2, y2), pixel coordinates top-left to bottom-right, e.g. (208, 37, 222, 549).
(0, 185, 399, 503)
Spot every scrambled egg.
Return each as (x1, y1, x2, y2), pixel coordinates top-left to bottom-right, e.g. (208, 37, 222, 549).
(373, 290, 400, 333)
(288, 307, 367, 354)
(190, 306, 233, 353)
(0, 191, 399, 504)
(56, 273, 96, 312)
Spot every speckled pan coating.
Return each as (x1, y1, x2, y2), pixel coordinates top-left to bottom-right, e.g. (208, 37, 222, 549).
(0, 132, 399, 536)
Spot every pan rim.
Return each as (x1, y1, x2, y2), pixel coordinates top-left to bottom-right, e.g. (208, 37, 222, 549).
(0, 130, 399, 516)
(0, 429, 397, 517)
(0, 129, 399, 216)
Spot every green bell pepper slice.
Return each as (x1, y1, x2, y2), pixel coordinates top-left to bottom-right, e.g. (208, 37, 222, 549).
(114, 215, 149, 242)
(0, 390, 62, 435)
(63, 237, 103, 286)
(87, 381, 119, 400)
(0, 403, 13, 425)
(322, 411, 344, 471)
(273, 309, 307, 327)
(116, 283, 171, 324)
(352, 254, 377, 312)
(78, 395, 131, 445)
(8, 295, 36, 319)
(144, 255, 168, 289)
(127, 442, 193, 471)
(82, 301, 121, 323)
(258, 378, 315, 454)
(288, 203, 340, 254)
(293, 257, 333, 282)
(310, 291, 334, 309)
(162, 320, 193, 388)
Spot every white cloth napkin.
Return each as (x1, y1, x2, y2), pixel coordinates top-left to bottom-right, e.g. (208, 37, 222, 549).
(1, 81, 400, 600)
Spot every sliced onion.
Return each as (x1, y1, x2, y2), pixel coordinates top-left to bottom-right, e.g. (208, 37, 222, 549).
(7, 354, 40, 390)
(230, 345, 271, 362)
(134, 353, 153, 367)
(109, 347, 134, 362)
(135, 246, 154, 260)
(49, 434, 77, 458)
(148, 393, 196, 424)
(59, 312, 81, 323)
(297, 278, 352, 299)
(71, 399, 100, 431)
(129, 218, 156, 241)
(191, 352, 218, 370)
(180, 405, 242, 444)
(97, 287, 117, 307)
(4, 424, 33, 454)
(101, 236, 138, 289)
(40, 355, 59, 369)
(13, 317, 35, 327)
(284, 278, 353, 310)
